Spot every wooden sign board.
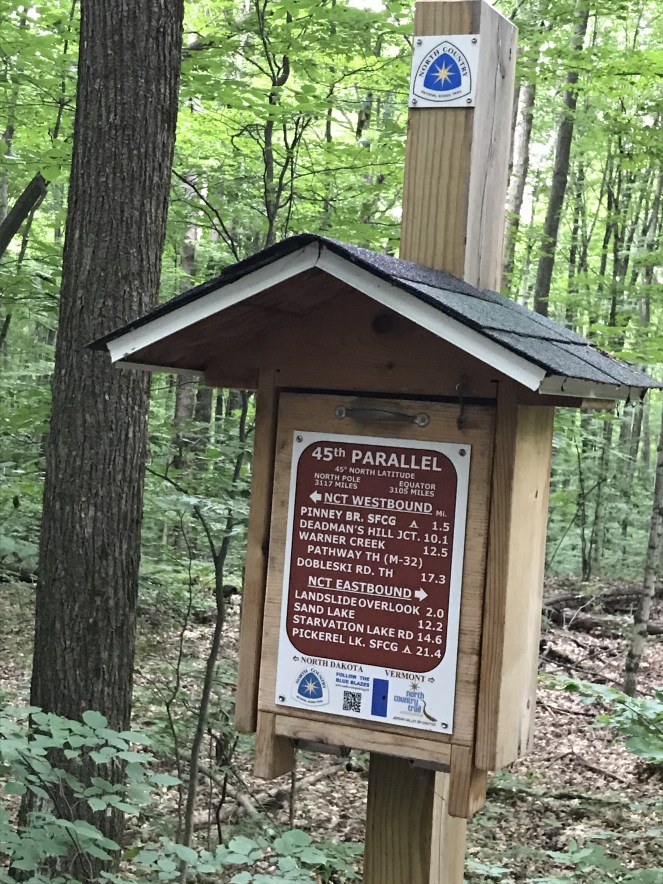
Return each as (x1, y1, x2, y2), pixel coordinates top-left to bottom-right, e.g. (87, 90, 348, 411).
(274, 431, 470, 734)
(257, 392, 496, 763)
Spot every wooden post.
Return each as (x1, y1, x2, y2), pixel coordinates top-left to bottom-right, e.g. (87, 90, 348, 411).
(400, 0, 517, 291)
(235, 369, 279, 733)
(364, 3, 517, 883)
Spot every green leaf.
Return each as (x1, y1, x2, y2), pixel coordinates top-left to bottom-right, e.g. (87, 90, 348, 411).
(87, 798, 108, 812)
(2, 781, 26, 796)
(82, 710, 108, 729)
(150, 773, 181, 786)
(297, 846, 329, 865)
(227, 836, 262, 857)
(172, 844, 198, 864)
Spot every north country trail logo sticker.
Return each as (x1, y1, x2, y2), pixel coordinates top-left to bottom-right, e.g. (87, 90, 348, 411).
(393, 680, 438, 723)
(293, 668, 329, 706)
(410, 36, 479, 108)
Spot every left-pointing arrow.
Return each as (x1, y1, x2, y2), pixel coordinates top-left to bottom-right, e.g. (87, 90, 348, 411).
(310, 491, 322, 502)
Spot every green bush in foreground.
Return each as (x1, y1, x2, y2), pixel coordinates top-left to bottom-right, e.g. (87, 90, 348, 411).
(0, 707, 360, 883)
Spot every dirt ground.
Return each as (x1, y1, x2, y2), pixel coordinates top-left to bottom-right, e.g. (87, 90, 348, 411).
(2, 577, 662, 882)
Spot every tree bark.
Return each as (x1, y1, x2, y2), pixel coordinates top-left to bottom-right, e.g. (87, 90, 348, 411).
(587, 417, 614, 577)
(30, 0, 184, 866)
(624, 398, 663, 695)
(533, 0, 589, 316)
(0, 173, 47, 261)
(503, 80, 536, 284)
(620, 402, 643, 563)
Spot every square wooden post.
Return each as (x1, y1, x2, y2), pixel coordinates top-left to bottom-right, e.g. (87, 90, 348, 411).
(365, 2, 518, 882)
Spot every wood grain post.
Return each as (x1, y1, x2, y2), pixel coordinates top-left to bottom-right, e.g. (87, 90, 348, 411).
(235, 369, 279, 733)
(401, 0, 517, 291)
(365, 3, 517, 882)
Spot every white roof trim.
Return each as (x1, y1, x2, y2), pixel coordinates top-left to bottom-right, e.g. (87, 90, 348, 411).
(315, 250, 547, 391)
(114, 361, 203, 377)
(105, 242, 648, 398)
(106, 243, 321, 363)
(538, 375, 641, 402)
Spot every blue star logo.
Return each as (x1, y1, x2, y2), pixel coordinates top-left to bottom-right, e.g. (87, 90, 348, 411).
(297, 672, 323, 700)
(423, 53, 462, 92)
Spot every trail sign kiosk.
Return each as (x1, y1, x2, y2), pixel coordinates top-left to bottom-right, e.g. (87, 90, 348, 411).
(92, 2, 660, 882)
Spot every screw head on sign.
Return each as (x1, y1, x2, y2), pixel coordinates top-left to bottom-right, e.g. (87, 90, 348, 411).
(278, 695, 286, 702)
(459, 448, 467, 457)
(296, 434, 303, 443)
(472, 37, 478, 43)
(441, 722, 448, 729)
(466, 98, 472, 104)
(416, 37, 422, 45)
(411, 98, 418, 105)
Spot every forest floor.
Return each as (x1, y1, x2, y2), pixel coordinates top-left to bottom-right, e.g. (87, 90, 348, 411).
(1, 576, 662, 883)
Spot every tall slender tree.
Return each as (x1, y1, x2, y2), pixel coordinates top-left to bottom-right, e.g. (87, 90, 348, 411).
(533, 0, 589, 316)
(30, 0, 184, 856)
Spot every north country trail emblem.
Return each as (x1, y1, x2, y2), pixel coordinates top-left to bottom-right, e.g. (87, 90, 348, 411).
(293, 668, 329, 706)
(410, 36, 478, 107)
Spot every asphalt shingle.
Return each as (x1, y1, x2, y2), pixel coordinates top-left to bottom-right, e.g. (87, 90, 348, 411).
(90, 233, 660, 395)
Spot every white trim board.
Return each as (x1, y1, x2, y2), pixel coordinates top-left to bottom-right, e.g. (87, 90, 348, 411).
(106, 243, 321, 364)
(538, 375, 642, 402)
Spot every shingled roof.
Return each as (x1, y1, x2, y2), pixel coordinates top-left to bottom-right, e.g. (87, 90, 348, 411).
(91, 233, 660, 401)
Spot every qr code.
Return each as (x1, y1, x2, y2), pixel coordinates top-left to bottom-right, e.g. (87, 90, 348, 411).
(342, 691, 362, 713)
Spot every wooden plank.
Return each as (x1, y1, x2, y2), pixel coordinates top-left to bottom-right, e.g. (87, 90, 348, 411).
(475, 385, 554, 769)
(448, 744, 487, 818)
(400, 0, 517, 290)
(465, 5, 519, 289)
(429, 772, 468, 883)
(274, 715, 452, 769)
(205, 285, 504, 400)
(235, 369, 279, 733)
(257, 393, 495, 754)
(365, 762, 469, 884)
(364, 755, 435, 884)
(253, 711, 296, 779)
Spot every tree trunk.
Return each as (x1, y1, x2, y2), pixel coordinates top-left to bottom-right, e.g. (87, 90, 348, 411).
(0, 173, 48, 261)
(30, 0, 184, 869)
(194, 384, 214, 425)
(588, 417, 614, 577)
(503, 80, 535, 284)
(620, 401, 643, 563)
(533, 0, 589, 316)
(624, 397, 663, 695)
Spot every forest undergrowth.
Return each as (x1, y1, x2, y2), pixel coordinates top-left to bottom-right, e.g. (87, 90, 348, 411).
(1, 575, 662, 883)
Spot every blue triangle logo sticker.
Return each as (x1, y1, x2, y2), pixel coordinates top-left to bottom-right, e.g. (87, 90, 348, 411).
(411, 39, 474, 105)
(297, 672, 323, 700)
(423, 53, 462, 93)
(293, 668, 328, 705)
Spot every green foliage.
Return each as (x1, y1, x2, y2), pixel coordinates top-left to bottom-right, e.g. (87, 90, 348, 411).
(0, 706, 167, 881)
(538, 838, 663, 882)
(0, 707, 361, 884)
(564, 680, 663, 765)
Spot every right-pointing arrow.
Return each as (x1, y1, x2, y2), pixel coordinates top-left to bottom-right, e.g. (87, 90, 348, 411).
(415, 588, 427, 601)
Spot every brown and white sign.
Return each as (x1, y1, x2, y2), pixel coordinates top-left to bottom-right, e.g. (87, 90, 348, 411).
(274, 432, 470, 733)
